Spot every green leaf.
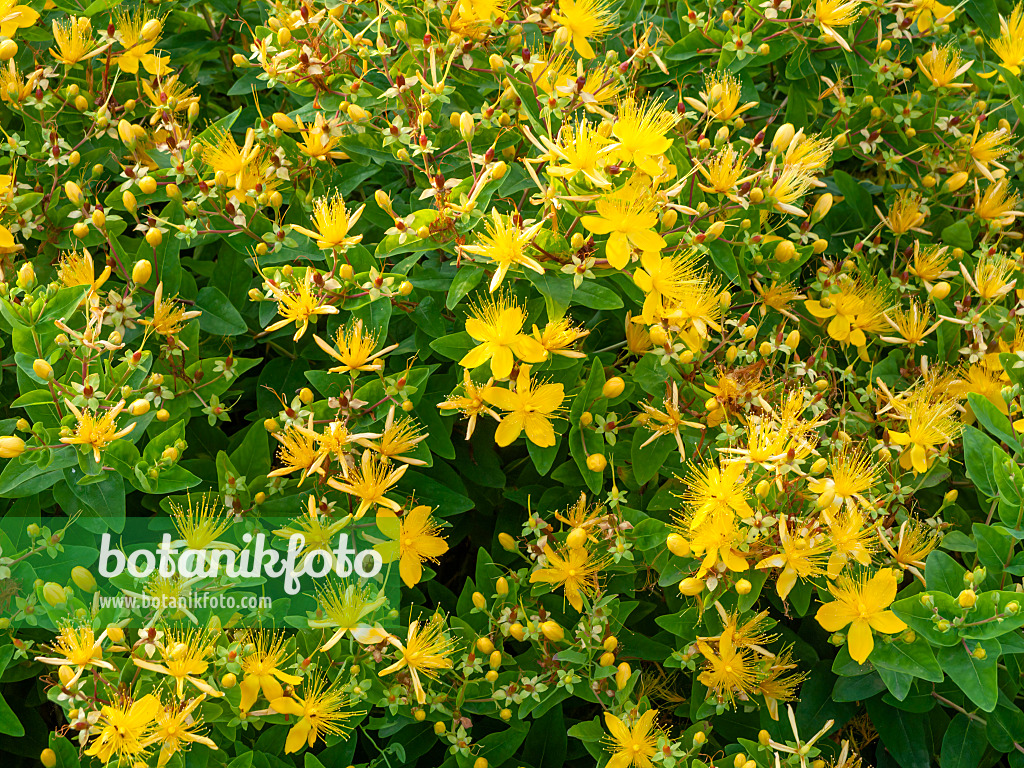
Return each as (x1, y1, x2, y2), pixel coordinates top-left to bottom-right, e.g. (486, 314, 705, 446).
(974, 522, 1013, 580)
(0, 645, 24, 736)
(925, 550, 968, 596)
(938, 638, 1001, 712)
(446, 266, 484, 309)
(833, 170, 874, 226)
(196, 286, 248, 336)
(866, 698, 932, 768)
(963, 425, 1001, 499)
(941, 219, 975, 252)
(940, 713, 987, 768)
(870, 637, 943, 682)
(891, 591, 962, 646)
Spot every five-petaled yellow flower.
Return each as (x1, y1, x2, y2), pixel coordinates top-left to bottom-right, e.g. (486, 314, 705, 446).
(482, 364, 565, 447)
(815, 568, 907, 663)
(376, 505, 450, 587)
(459, 294, 548, 379)
(602, 710, 660, 768)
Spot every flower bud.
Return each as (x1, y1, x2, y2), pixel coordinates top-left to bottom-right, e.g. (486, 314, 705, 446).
(122, 190, 137, 213)
(774, 240, 797, 262)
(678, 577, 705, 596)
(33, 359, 53, 380)
(65, 181, 83, 206)
(602, 376, 625, 398)
(945, 171, 969, 192)
(496, 577, 508, 595)
(812, 193, 833, 221)
(615, 661, 631, 690)
(810, 458, 828, 475)
(374, 189, 393, 214)
(567, 527, 588, 549)
(476, 636, 495, 654)
(128, 399, 150, 416)
(498, 532, 516, 551)
(472, 591, 486, 609)
(71, 566, 97, 593)
(540, 620, 564, 642)
(0, 436, 26, 458)
(586, 453, 607, 472)
(735, 578, 752, 595)
(459, 111, 476, 142)
(131, 259, 152, 286)
(117, 119, 136, 149)
(944, 489, 958, 504)
(509, 622, 525, 641)
(17, 261, 36, 289)
(42, 581, 67, 607)
(785, 330, 800, 349)
(666, 533, 690, 557)
(273, 112, 297, 132)
(958, 589, 977, 608)
(772, 123, 795, 153)
(0, 40, 17, 61)
(40, 750, 57, 768)
(140, 18, 162, 41)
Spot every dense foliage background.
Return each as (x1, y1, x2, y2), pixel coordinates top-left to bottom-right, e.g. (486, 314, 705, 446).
(2, 0, 1024, 767)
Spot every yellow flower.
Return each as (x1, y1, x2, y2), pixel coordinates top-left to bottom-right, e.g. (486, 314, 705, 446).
(447, 0, 508, 39)
(683, 72, 758, 122)
(376, 505, 449, 587)
(755, 646, 807, 721)
(50, 16, 107, 66)
(540, 117, 615, 187)
(314, 318, 397, 376)
(269, 423, 323, 483)
(876, 190, 925, 234)
(784, 134, 834, 175)
(35, 623, 116, 686)
(908, 243, 954, 286)
(672, 507, 750, 577)
(533, 317, 589, 358)
(0, 0, 38, 39)
(612, 97, 677, 176)
(270, 676, 361, 754)
(170, 494, 233, 550)
(697, 146, 755, 198)
(756, 517, 828, 600)
(962, 251, 1018, 300)
(143, 281, 202, 342)
(682, 459, 752, 530)
(482, 364, 565, 447)
(697, 626, 758, 704)
(969, 125, 1011, 181)
(153, 694, 218, 767)
(292, 193, 365, 251)
(815, 568, 907, 663)
(908, 0, 955, 32)
(550, 0, 615, 59)
(530, 543, 608, 611)
(85, 692, 162, 764)
(114, 9, 168, 75)
(602, 710, 660, 768)
(766, 166, 816, 217)
(358, 405, 428, 465)
(821, 508, 877, 579)
(805, 279, 889, 350)
(808, 446, 879, 515)
(814, 0, 861, 51)
(973, 179, 1022, 227)
(953, 363, 1008, 423)
(262, 270, 339, 341)
(133, 629, 223, 699)
(461, 210, 545, 291)
(989, 2, 1024, 75)
(887, 393, 962, 474)
(916, 44, 972, 89)
(459, 294, 548, 379)
(879, 517, 940, 571)
(327, 450, 408, 518)
(60, 399, 137, 463)
(238, 631, 303, 713)
(294, 114, 348, 163)
(638, 382, 697, 458)
(881, 300, 942, 346)
(379, 614, 457, 704)
(438, 369, 496, 440)
(199, 126, 260, 189)
(311, 581, 388, 650)
(0, 60, 39, 105)
(582, 178, 666, 270)
(57, 249, 110, 297)
(531, 53, 622, 108)
(633, 250, 700, 320)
